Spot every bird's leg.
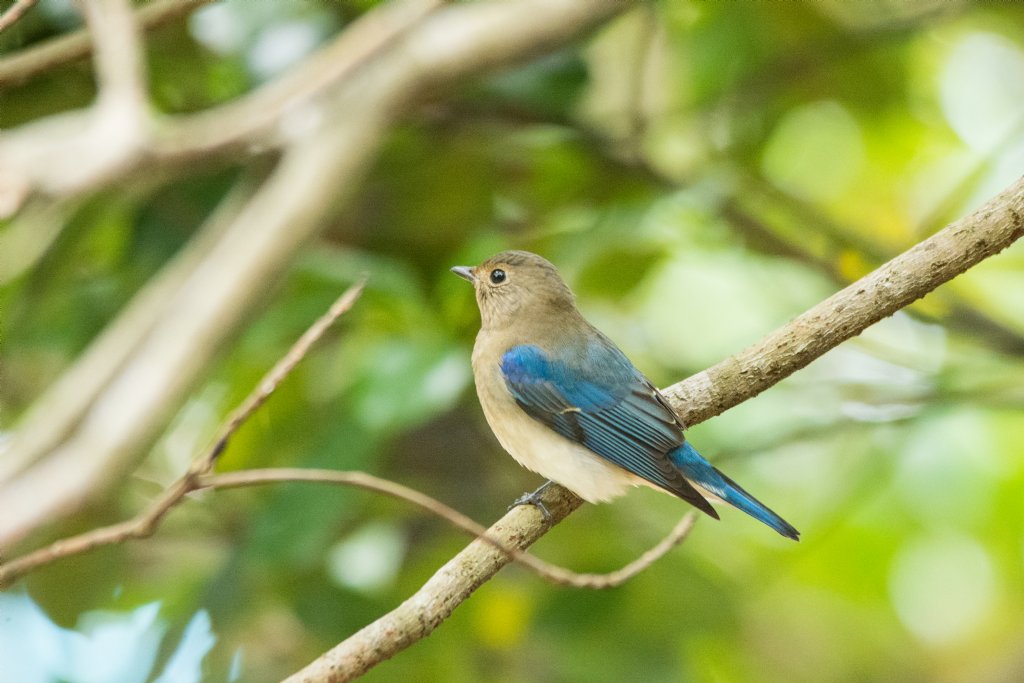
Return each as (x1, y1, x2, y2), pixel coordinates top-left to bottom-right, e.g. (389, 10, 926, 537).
(509, 480, 554, 521)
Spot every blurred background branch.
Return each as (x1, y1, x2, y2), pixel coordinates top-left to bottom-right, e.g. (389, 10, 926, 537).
(0, 0, 38, 34)
(0, 0, 441, 214)
(0, 0, 635, 551)
(0, 0, 214, 87)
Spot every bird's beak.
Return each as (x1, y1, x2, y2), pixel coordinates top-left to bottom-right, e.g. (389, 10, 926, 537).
(450, 265, 476, 283)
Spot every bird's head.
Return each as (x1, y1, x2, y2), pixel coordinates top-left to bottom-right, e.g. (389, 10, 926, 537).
(451, 250, 576, 330)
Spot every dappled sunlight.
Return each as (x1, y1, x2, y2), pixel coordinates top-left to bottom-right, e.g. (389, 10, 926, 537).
(0, 594, 219, 683)
(326, 521, 407, 596)
(889, 534, 997, 646)
(762, 101, 866, 203)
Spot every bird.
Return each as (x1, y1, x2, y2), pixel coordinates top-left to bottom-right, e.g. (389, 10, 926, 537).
(451, 250, 799, 540)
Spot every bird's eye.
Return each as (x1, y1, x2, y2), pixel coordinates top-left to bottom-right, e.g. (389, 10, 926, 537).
(489, 269, 507, 284)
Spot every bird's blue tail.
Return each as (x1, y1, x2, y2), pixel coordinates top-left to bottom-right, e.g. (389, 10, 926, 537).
(669, 442, 799, 541)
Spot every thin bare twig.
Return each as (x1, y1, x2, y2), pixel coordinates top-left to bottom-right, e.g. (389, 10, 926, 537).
(0, 0, 38, 34)
(0, 465, 692, 591)
(190, 281, 368, 476)
(0, 464, 692, 591)
(198, 469, 697, 589)
(0, 279, 367, 586)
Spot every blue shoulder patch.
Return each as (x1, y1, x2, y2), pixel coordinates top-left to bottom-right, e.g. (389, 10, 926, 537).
(501, 344, 615, 412)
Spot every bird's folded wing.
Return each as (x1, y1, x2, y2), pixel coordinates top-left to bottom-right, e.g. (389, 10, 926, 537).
(500, 343, 717, 517)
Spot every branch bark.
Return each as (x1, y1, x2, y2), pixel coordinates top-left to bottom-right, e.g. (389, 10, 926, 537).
(282, 484, 583, 683)
(285, 174, 1024, 682)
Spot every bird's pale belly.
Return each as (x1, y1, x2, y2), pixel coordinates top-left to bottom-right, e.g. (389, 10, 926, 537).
(472, 355, 644, 503)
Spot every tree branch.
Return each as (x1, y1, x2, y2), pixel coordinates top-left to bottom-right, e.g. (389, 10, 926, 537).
(0, 0, 443, 217)
(0, 0, 638, 551)
(150, 0, 445, 163)
(0, 0, 150, 215)
(80, 0, 147, 117)
(285, 174, 1024, 682)
(0, 0, 214, 88)
(0, 0, 38, 34)
(662, 175, 1024, 426)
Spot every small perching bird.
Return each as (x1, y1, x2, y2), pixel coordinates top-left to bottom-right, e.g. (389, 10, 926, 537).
(452, 250, 799, 540)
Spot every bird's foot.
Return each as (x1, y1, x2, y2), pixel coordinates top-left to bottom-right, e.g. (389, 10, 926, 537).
(508, 480, 554, 521)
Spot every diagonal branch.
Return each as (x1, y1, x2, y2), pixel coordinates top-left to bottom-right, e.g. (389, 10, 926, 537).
(285, 174, 1024, 682)
(662, 175, 1024, 426)
(0, 0, 38, 34)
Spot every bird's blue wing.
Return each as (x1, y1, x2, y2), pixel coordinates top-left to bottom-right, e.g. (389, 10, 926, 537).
(500, 342, 717, 517)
